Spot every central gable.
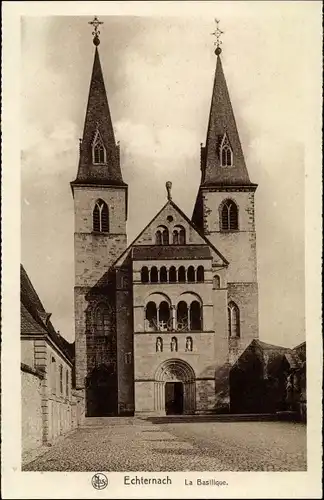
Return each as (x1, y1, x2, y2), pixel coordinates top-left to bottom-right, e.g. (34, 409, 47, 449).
(112, 199, 228, 269)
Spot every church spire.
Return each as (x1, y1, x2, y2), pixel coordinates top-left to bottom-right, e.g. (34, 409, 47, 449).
(72, 17, 126, 187)
(201, 21, 252, 186)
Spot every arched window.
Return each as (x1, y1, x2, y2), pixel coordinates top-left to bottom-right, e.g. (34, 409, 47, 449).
(197, 266, 204, 283)
(93, 199, 109, 233)
(186, 336, 193, 352)
(155, 226, 169, 245)
(187, 266, 195, 283)
(150, 266, 158, 283)
(95, 304, 112, 336)
(213, 275, 221, 289)
(156, 337, 163, 352)
(228, 301, 240, 338)
(178, 266, 186, 283)
(159, 301, 170, 331)
(172, 226, 186, 245)
(141, 267, 149, 283)
(190, 301, 202, 331)
(160, 266, 168, 283)
(92, 131, 106, 164)
(169, 266, 177, 283)
(170, 337, 178, 352)
(220, 134, 233, 167)
(156, 230, 162, 245)
(172, 230, 179, 245)
(221, 200, 238, 231)
(177, 301, 188, 331)
(146, 302, 157, 331)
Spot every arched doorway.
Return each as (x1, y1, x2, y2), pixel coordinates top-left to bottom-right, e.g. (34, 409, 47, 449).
(154, 359, 196, 415)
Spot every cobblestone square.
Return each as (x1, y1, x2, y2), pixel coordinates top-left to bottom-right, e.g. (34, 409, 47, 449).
(23, 417, 307, 472)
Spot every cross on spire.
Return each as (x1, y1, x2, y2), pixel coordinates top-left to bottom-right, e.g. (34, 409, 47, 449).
(211, 19, 224, 55)
(89, 16, 103, 46)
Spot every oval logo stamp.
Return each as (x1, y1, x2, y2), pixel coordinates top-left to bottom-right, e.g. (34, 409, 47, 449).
(91, 473, 108, 490)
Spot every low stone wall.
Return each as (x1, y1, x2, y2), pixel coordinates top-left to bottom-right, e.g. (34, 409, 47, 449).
(21, 364, 44, 453)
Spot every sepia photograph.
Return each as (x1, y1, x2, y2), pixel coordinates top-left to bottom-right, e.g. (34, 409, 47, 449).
(1, 1, 322, 498)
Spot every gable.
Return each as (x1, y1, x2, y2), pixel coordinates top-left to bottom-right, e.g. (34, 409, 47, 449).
(112, 199, 228, 268)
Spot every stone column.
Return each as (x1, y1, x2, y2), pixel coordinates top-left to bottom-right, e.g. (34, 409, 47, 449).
(171, 305, 176, 331)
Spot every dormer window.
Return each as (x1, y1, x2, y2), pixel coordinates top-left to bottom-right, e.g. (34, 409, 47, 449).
(220, 134, 233, 167)
(92, 130, 106, 164)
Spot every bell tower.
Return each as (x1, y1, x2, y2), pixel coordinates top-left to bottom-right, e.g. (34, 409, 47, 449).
(71, 18, 128, 390)
(192, 21, 259, 354)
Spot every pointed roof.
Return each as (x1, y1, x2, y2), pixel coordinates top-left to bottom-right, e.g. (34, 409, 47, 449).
(20, 264, 75, 363)
(71, 47, 126, 187)
(201, 54, 254, 186)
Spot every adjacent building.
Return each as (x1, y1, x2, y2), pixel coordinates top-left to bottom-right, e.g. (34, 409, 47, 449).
(21, 265, 84, 455)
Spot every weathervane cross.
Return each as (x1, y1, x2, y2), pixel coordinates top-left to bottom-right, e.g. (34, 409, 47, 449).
(89, 16, 103, 45)
(211, 19, 224, 54)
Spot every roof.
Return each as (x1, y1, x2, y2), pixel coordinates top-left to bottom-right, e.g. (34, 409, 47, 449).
(233, 338, 304, 371)
(252, 339, 290, 352)
(71, 46, 126, 188)
(132, 245, 212, 261)
(201, 55, 254, 187)
(20, 264, 74, 363)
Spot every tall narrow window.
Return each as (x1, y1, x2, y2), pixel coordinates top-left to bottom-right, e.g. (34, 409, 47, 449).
(160, 266, 168, 283)
(187, 266, 195, 283)
(177, 301, 188, 331)
(228, 301, 240, 338)
(190, 301, 202, 331)
(220, 134, 233, 167)
(178, 266, 186, 283)
(145, 302, 157, 331)
(95, 304, 111, 336)
(141, 267, 149, 283)
(93, 199, 109, 233)
(150, 266, 158, 283)
(172, 230, 179, 245)
(197, 266, 204, 283)
(156, 230, 162, 245)
(220, 200, 238, 231)
(59, 364, 63, 395)
(159, 301, 170, 331)
(169, 266, 177, 283)
(66, 370, 69, 398)
(92, 130, 106, 164)
(51, 356, 56, 395)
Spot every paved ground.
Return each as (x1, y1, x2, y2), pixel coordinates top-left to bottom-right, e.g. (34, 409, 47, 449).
(23, 417, 307, 472)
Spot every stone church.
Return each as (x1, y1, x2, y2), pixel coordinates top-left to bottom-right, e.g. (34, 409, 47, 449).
(71, 27, 259, 417)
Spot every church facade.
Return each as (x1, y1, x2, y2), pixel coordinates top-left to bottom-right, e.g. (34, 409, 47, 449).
(71, 30, 259, 417)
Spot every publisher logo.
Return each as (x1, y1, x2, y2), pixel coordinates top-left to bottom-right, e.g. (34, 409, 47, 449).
(91, 473, 108, 490)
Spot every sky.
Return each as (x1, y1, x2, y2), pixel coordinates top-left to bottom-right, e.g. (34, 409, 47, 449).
(20, 6, 319, 347)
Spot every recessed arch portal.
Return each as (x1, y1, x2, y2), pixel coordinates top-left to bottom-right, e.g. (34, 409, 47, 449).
(154, 359, 196, 414)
